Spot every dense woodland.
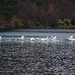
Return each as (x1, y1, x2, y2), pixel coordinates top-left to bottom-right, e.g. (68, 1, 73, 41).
(0, 0, 75, 30)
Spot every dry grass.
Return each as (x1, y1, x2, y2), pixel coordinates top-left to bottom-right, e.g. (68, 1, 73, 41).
(58, 18, 75, 28)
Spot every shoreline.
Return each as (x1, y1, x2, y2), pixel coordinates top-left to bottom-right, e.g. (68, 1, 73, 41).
(0, 28, 75, 33)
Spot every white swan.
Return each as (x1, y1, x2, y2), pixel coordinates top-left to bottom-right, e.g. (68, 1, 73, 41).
(0, 36, 1, 42)
(41, 37, 48, 41)
(16, 36, 24, 41)
(20, 36, 24, 41)
(8, 38, 11, 41)
(41, 38, 46, 41)
(54, 36, 56, 40)
(50, 36, 56, 41)
(68, 35, 75, 41)
(69, 35, 73, 40)
(30, 37, 35, 41)
(0, 36, 1, 40)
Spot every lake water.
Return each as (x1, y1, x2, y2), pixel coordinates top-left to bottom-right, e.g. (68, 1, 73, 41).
(0, 29, 75, 75)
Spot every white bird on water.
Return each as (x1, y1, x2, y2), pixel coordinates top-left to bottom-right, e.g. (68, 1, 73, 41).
(68, 35, 75, 41)
(8, 38, 11, 41)
(50, 36, 56, 41)
(30, 37, 35, 41)
(54, 36, 56, 39)
(16, 36, 24, 41)
(20, 36, 24, 41)
(0, 36, 1, 41)
(41, 37, 48, 41)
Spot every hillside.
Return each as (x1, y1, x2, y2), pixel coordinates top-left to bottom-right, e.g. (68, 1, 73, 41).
(0, 0, 75, 30)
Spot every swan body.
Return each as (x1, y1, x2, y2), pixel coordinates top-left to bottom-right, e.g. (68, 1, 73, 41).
(30, 38, 35, 41)
(16, 36, 24, 41)
(41, 38, 46, 41)
(21, 36, 24, 40)
(50, 36, 56, 41)
(0, 36, 1, 42)
(20, 36, 24, 41)
(0, 36, 1, 40)
(41, 37, 48, 41)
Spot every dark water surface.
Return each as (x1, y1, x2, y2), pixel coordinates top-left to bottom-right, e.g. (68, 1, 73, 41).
(0, 29, 75, 75)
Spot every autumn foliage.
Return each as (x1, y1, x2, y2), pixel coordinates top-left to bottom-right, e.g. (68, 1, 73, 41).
(0, 0, 75, 30)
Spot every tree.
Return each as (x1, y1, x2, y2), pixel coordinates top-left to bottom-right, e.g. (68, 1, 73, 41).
(71, 16, 75, 25)
(60, 16, 64, 21)
(0, 0, 17, 21)
(58, 0, 62, 4)
(48, 3, 56, 17)
(51, 17, 58, 28)
(65, 20, 69, 26)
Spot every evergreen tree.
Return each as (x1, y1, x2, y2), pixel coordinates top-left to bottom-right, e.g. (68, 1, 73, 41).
(0, 0, 17, 21)
(71, 16, 75, 25)
(51, 17, 58, 28)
